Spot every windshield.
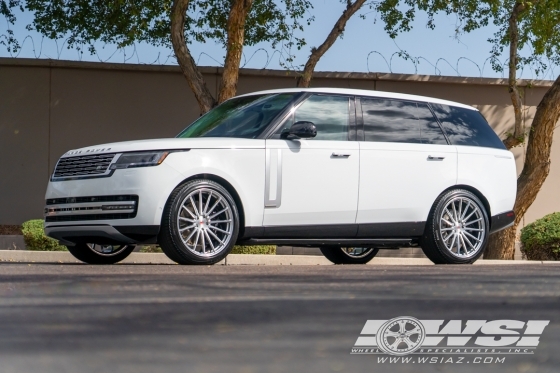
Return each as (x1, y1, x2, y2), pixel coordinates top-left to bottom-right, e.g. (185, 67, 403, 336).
(176, 93, 297, 139)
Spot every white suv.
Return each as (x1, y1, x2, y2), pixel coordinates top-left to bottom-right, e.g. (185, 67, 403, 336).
(44, 88, 516, 265)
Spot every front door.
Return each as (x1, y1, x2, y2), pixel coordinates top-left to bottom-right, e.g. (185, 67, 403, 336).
(263, 94, 359, 235)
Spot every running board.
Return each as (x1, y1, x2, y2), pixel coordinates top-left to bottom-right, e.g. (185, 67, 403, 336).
(238, 238, 417, 248)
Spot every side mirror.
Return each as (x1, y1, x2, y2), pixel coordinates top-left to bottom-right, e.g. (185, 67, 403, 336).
(282, 121, 317, 139)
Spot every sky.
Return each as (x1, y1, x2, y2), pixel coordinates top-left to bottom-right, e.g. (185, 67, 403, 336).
(1, 1, 557, 80)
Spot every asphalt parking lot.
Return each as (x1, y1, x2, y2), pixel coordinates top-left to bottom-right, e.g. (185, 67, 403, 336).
(0, 263, 558, 373)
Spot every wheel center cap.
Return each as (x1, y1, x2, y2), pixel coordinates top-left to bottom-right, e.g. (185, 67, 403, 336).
(199, 216, 207, 227)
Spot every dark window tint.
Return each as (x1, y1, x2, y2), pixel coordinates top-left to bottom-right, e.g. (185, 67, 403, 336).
(362, 99, 447, 144)
(177, 93, 295, 139)
(416, 103, 448, 145)
(362, 99, 419, 143)
(296, 95, 349, 141)
(431, 104, 506, 149)
(276, 95, 349, 141)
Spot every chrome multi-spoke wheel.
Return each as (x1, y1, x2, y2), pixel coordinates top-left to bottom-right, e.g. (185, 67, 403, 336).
(66, 243, 135, 264)
(439, 197, 485, 258)
(320, 246, 379, 264)
(421, 189, 489, 264)
(159, 180, 240, 265)
(341, 247, 376, 258)
(176, 188, 234, 257)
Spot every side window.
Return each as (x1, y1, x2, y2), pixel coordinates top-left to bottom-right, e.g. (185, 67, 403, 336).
(362, 99, 421, 143)
(431, 104, 506, 149)
(362, 98, 448, 144)
(276, 95, 349, 141)
(416, 103, 448, 145)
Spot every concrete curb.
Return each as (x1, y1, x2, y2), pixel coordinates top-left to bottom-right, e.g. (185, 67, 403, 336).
(0, 250, 558, 265)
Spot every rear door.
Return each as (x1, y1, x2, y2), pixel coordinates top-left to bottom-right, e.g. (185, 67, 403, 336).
(431, 104, 516, 217)
(263, 94, 359, 235)
(356, 98, 457, 237)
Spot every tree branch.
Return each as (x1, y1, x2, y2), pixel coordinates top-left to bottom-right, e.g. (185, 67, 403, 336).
(296, 0, 367, 88)
(503, 1, 527, 149)
(485, 72, 560, 259)
(516, 72, 560, 217)
(171, 0, 216, 114)
(218, 0, 254, 104)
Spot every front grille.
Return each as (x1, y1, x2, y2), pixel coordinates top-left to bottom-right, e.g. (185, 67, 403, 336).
(53, 154, 116, 179)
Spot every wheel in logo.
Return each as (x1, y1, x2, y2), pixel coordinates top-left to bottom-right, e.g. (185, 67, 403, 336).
(376, 316, 426, 356)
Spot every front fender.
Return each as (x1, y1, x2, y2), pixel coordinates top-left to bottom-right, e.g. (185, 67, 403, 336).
(162, 149, 265, 227)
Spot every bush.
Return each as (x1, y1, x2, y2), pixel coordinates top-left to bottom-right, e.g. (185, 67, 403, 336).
(139, 245, 276, 254)
(139, 245, 163, 253)
(22, 219, 67, 251)
(520, 212, 560, 261)
(230, 245, 276, 255)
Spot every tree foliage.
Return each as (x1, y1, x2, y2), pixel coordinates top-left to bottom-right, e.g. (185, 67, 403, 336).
(520, 212, 560, 260)
(379, 1, 560, 75)
(0, 0, 23, 52)
(1, 1, 317, 112)
(20, 0, 312, 55)
(378, 1, 560, 149)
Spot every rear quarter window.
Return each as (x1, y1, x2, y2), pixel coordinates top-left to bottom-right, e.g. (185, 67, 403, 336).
(431, 104, 506, 149)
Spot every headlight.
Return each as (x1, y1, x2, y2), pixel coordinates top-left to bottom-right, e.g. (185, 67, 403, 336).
(110, 151, 170, 169)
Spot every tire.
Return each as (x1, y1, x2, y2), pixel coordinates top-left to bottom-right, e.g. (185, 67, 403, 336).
(320, 247, 379, 264)
(421, 189, 489, 264)
(66, 243, 135, 264)
(159, 179, 240, 265)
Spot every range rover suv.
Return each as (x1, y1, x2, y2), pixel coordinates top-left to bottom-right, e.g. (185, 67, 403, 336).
(44, 88, 516, 265)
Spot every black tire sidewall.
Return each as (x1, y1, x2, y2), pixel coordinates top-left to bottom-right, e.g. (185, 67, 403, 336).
(162, 180, 240, 265)
(320, 247, 379, 264)
(430, 189, 489, 264)
(66, 243, 135, 264)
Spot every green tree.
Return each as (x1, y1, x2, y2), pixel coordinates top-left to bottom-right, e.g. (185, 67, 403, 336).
(2, 0, 313, 114)
(380, 0, 560, 259)
(2, 1, 373, 111)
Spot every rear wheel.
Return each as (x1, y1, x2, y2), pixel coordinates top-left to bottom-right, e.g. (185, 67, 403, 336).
(320, 247, 379, 264)
(421, 189, 489, 264)
(159, 179, 240, 265)
(66, 243, 135, 264)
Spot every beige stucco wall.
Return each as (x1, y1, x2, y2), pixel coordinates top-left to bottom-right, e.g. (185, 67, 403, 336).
(0, 58, 558, 226)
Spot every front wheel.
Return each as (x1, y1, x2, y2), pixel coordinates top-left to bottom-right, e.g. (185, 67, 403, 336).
(421, 189, 489, 264)
(159, 179, 240, 265)
(320, 247, 379, 264)
(66, 243, 135, 264)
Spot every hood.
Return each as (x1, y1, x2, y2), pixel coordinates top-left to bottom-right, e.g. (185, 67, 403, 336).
(60, 138, 265, 158)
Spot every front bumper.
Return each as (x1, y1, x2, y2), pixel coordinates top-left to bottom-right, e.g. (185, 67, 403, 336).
(44, 162, 185, 245)
(45, 225, 160, 246)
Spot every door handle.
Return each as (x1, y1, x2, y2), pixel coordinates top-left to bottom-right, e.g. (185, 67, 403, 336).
(428, 155, 445, 161)
(332, 153, 351, 158)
